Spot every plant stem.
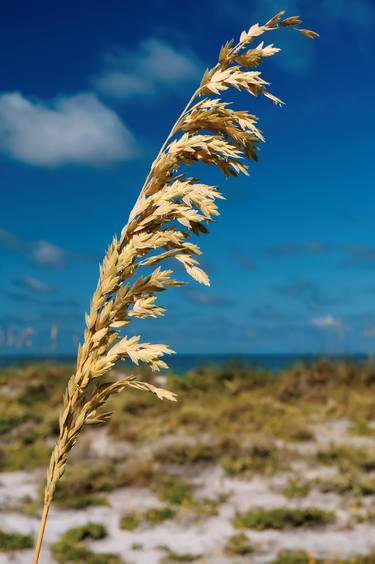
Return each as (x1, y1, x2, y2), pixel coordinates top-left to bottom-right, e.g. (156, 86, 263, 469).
(32, 501, 50, 564)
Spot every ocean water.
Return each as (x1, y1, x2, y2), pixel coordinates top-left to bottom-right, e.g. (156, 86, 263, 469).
(0, 353, 370, 374)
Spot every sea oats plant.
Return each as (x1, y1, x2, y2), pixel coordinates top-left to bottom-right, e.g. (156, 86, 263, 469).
(33, 12, 318, 562)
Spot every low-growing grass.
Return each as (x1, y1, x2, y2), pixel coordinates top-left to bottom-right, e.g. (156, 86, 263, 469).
(272, 550, 314, 564)
(0, 529, 33, 551)
(221, 441, 292, 477)
(53, 460, 116, 509)
(50, 522, 122, 563)
(154, 476, 193, 507)
(282, 480, 312, 499)
(119, 512, 141, 531)
(317, 446, 375, 473)
(159, 545, 202, 562)
(52, 456, 154, 509)
(349, 416, 375, 437)
(0, 440, 50, 471)
(224, 532, 254, 555)
(144, 506, 176, 523)
(233, 507, 335, 530)
(272, 550, 375, 564)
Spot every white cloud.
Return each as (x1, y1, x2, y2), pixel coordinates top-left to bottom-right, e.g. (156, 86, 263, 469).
(94, 38, 203, 100)
(310, 315, 341, 329)
(18, 276, 55, 294)
(0, 92, 138, 166)
(30, 241, 66, 268)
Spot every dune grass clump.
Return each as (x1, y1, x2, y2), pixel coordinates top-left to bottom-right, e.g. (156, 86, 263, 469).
(144, 506, 176, 524)
(317, 446, 375, 473)
(272, 551, 375, 564)
(32, 11, 318, 562)
(0, 529, 33, 552)
(52, 456, 155, 509)
(233, 507, 335, 530)
(119, 512, 141, 531)
(225, 532, 254, 556)
(271, 551, 317, 564)
(51, 523, 122, 564)
(154, 476, 193, 507)
(282, 479, 312, 499)
(221, 441, 291, 477)
(159, 546, 203, 563)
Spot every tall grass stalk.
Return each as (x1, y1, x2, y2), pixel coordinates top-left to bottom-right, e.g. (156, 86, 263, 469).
(32, 12, 317, 563)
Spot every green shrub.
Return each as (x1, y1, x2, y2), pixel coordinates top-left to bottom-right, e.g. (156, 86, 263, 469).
(51, 523, 122, 563)
(154, 477, 192, 506)
(224, 532, 254, 555)
(119, 512, 141, 531)
(1, 440, 50, 471)
(271, 551, 314, 564)
(221, 442, 287, 477)
(282, 480, 312, 499)
(233, 507, 335, 530)
(317, 446, 375, 473)
(156, 443, 218, 465)
(159, 546, 202, 562)
(144, 506, 176, 523)
(0, 530, 33, 551)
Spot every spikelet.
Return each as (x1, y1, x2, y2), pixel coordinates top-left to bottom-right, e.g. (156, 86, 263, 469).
(33, 11, 318, 564)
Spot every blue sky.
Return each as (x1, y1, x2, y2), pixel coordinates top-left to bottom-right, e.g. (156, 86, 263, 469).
(1, 0, 374, 355)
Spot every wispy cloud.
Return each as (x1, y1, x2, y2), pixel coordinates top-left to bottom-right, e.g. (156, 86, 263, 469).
(184, 288, 234, 307)
(233, 254, 255, 270)
(29, 241, 66, 268)
(341, 245, 375, 268)
(267, 241, 328, 258)
(310, 314, 341, 329)
(14, 276, 55, 294)
(94, 38, 203, 100)
(250, 304, 296, 322)
(0, 228, 95, 268)
(275, 280, 350, 308)
(0, 92, 138, 166)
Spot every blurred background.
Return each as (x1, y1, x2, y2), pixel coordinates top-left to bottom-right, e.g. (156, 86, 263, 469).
(0, 0, 375, 563)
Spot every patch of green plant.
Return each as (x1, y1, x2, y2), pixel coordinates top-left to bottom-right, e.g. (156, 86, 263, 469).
(51, 522, 122, 563)
(273, 550, 375, 564)
(0, 530, 33, 551)
(349, 416, 375, 437)
(154, 476, 193, 506)
(317, 446, 375, 473)
(144, 506, 176, 523)
(233, 507, 335, 530)
(282, 480, 312, 499)
(0, 440, 50, 471)
(358, 480, 375, 496)
(317, 473, 375, 498)
(53, 457, 150, 509)
(0, 398, 28, 435)
(224, 532, 254, 555)
(159, 545, 202, 562)
(119, 512, 141, 530)
(155, 443, 218, 465)
(271, 551, 317, 564)
(221, 442, 289, 477)
(131, 542, 143, 550)
(17, 495, 41, 517)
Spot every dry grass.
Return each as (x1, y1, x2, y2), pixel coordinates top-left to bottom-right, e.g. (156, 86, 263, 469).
(33, 11, 318, 562)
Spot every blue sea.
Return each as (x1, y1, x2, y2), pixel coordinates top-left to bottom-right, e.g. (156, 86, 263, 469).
(0, 353, 371, 374)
